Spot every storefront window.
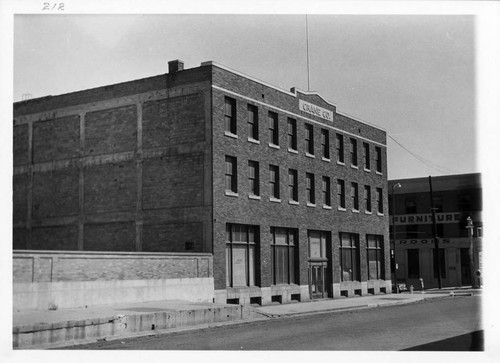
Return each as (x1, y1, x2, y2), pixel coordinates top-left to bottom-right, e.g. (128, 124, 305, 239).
(367, 235, 384, 280)
(271, 227, 297, 285)
(339, 233, 360, 281)
(226, 224, 258, 287)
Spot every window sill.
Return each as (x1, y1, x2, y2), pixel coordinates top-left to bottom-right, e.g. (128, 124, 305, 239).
(307, 202, 316, 208)
(269, 143, 280, 150)
(337, 207, 346, 212)
(288, 148, 298, 154)
(337, 161, 345, 166)
(364, 168, 371, 173)
(289, 200, 299, 205)
(376, 171, 383, 176)
(248, 137, 260, 145)
(305, 153, 315, 159)
(322, 157, 331, 162)
(225, 191, 239, 197)
(352, 209, 360, 213)
(351, 164, 359, 169)
(323, 205, 332, 210)
(224, 131, 238, 139)
(377, 212, 384, 216)
(365, 210, 373, 215)
(270, 197, 282, 203)
(249, 194, 261, 200)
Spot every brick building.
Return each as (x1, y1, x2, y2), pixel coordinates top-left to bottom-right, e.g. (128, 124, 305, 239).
(13, 60, 390, 307)
(389, 173, 482, 291)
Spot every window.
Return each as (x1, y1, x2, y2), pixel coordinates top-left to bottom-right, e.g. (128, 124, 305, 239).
(288, 169, 298, 202)
(375, 147, 382, 173)
(308, 231, 328, 260)
(407, 249, 420, 278)
(405, 198, 417, 214)
(340, 233, 360, 281)
(247, 104, 259, 141)
(322, 176, 331, 207)
(321, 129, 330, 159)
(226, 224, 258, 287)
(350, 138, 358, 167)
(433, 196, 443, 213)
(336, 134, 344, 163)
(337, 179, 346, 209)
(305, 124, 314, 155)
(268, 111, 279, 146)
(367, 235, 384, 280)
(287, 118, 297, 151)
(271, 227, 298, 285)
(458, 194, 471, 212)
(225, 156, 237, 194)
(224, 97, 236, 135)
(364, 185, 372, 212)
(433, 248, 446, 279)
(248, 160, 259, 196)
(363, 142, 370, 170)
(269, 165, 280, 199)
(351, 182, 359, 211)
(376, 188, 383, 214)
(306, 173, 315, 205)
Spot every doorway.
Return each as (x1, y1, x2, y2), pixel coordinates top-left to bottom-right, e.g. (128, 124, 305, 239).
(308, 230, 330, 299)
(460, 248, 472, 286)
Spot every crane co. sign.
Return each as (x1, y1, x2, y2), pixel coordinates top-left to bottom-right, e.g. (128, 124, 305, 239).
(299, 100, 333, 122)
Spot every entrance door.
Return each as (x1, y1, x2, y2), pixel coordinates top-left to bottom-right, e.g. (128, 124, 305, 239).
(308, 231, 330, 299)
(309, 263, 327, 298)
(460, 248, 472, 285)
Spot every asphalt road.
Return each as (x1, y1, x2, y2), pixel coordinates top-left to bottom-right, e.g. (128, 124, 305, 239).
(65, 295, 482, 351)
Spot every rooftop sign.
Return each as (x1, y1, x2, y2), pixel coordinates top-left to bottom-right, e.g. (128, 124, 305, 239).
(299, 100, 333, 122)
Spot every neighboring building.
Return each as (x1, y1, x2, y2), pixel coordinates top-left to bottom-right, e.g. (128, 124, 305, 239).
(389, 173, 482, 291)
(13, 60, 390, 308)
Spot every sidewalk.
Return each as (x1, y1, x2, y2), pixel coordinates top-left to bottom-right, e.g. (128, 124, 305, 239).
(13, 287, 480, 349)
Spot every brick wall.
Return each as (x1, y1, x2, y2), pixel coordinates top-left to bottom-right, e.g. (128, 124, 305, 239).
(210, 65, 389, 297)
(85, 105, 137, 156)
(84, 161, 137, 214)
(32, 168, 79, 219)
(13, 250, 214, 310)
(13, 251, 212, 283)
(33, 115, 80, 163)
(13, 66, 213, 254)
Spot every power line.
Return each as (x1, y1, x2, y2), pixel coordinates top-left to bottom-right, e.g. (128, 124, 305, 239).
(387, 134, 456, 175)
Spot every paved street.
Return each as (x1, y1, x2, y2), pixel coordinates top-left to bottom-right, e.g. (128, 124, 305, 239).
(64, 295, 482, 351)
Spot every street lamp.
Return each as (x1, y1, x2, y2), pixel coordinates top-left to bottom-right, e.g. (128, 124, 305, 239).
(391, 182, 402, 293)
(466, 216, 477, 288)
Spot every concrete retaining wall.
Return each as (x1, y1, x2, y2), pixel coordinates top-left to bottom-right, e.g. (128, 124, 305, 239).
(13, 304, 251, 349)
(13, 251, 214, 311)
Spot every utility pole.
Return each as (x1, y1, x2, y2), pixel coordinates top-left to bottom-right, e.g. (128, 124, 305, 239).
(391, 183, 402, 293)
(466, 216, 477, 288)
(429, 176, 442, 289)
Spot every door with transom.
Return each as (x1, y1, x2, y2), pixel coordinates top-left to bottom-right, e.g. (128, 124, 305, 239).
(308, 231, 330, 299)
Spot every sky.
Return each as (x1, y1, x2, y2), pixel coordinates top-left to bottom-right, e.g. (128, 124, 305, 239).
(11, 12, 479, 180)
